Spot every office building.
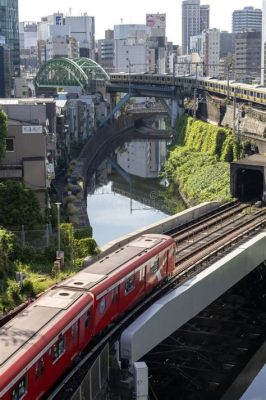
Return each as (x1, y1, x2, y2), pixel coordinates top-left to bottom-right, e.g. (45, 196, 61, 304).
(97, 30, 114, 72)
(0, 37, 11, 97)
(0, 0, 20, 76)
(114, 25, 149, 73)
(200, 5, 210, 32)
(235, 31, 261, 83)
(182, 0, 210, 55)
(64, 16, 95, 59)
(202, 29, 220, 77)
(182, 0, 201, 55)
(232, 7, 262, 33)
(220, 31, 234, 57)
(262, 0, 266, 83)
(19, 22, 38, 72)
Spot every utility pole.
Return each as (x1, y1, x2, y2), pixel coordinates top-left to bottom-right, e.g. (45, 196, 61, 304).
(227, 63, 232, 102)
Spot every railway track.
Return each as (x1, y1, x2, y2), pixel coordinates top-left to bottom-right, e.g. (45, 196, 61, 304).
(47, 202, 266, 400)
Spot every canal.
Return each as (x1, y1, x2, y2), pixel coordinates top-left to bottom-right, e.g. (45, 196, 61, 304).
(87, 163, 186, 246)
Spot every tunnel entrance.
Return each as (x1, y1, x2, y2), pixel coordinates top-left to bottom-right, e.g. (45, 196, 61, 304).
(230, 154, 266, 202)
(236, 169, 263, 201)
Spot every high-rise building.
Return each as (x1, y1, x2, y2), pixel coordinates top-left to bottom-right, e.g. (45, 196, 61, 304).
(0, 36, 11, 97)
(114, 25, 149, 73)
(235, 31, 261, 83)
(64, 16, 95, 59)
(200, 5, 210, 32)
(262, 0, 266, 83)
(0, 0, 20, 76)
(182, 0, 201, 55)
(201, 28, 220, 77)
(97, 30, 114, 72)
(232, 7, 262, 33)
(220, 31, 234, 57)
(19, 22, 38, 72)
(182, 0, 209, 55)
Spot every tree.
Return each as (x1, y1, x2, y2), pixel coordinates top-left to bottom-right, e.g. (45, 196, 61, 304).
(0, 182, 43, 227)
(0, 228, 14, 277)
(0, 110, 7, 161)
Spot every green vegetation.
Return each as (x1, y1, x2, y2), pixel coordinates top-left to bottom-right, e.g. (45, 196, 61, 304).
(0, 181, 43, 227)
(163, 115, 244, 204)
(0, 110, 7, 161)
(0, 223, 99, 313)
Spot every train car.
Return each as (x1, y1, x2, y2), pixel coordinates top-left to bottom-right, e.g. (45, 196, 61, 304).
(0, 234, 175, 400)
(59, 234, 176, 336)
(0, 289, 94, 400)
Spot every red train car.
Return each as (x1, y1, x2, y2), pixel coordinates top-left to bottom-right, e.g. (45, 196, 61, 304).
(0, 234, 175, 400)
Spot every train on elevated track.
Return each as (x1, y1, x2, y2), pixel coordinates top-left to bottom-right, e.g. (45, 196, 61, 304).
(0, 234, 176, 400)
(110, 73, 266, 106)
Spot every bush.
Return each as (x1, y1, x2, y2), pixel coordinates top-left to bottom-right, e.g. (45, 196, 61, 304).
(21, 279, 35, 297)
(7, 280, 21, 304)
(74, 227, 93, 239)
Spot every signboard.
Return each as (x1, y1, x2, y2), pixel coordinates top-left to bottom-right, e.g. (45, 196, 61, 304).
(146, 14, 166, 29)
(55, 15, 63, 25)
(22, 126, 43, 134)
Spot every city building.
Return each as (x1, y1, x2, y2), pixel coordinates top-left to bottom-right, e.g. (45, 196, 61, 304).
(0, 100, 57, 208)
(146, 13, 167, 73)
(0, 0, 20, 76)
(262, 0, 266, 84)
(0, 36, 11, 97)
(182, 0, 210, 55)
(175, 52, 202, 76)
(182, 0, 201, 55)
(235, 31, 261, 83)
(200, 5, 210, 32)
(114, 24, 149, 73)
(220, 31, 234, 57)
(64, 15, 95, 59)
(19, 22, 38, 72)
(201, 28, 220, 77)
(232, 7, 262, 33)
(46, 35, 79, 60)
(97, 30, 114, 73)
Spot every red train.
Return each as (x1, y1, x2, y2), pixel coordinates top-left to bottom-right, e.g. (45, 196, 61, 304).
(0, 234, 176, 400)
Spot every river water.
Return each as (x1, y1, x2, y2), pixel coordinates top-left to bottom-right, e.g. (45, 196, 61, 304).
(87, 165, 186, 246)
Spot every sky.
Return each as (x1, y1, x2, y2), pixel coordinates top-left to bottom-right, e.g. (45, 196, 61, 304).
(18, 0, 263, 44)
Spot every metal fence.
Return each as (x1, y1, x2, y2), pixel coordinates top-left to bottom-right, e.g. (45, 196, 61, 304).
(71, 344, 109, 400)
(7, 225, 53, 249)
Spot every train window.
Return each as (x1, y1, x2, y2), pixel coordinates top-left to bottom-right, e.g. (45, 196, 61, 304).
(99, 297, 106, 314)
(112, 286, 119, 303)
(125, 275, 135, 295)
(139, 267, 145, 281)
(52, 336, 65, 362)
(12, 376, 27, 400)
(85, 311, 90, 328)
(150, 257, 159, 274)
(72, 321, 78, 342)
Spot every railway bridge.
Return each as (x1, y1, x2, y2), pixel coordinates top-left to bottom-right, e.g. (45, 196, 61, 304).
(50, 201, 266, 400)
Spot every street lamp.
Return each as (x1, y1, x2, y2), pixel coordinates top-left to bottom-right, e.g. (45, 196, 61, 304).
(55, 202, 61, 255)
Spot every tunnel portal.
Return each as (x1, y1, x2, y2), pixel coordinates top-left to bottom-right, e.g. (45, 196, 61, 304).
(231, 155, 266, 202)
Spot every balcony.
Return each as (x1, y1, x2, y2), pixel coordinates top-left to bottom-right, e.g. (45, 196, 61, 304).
(0, 163, 23, 179)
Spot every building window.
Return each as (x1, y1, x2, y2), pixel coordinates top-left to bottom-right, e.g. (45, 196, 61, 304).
(12, 376, 27, 400)
(6, 138, 14, 152)
(52, 336, 65, 362)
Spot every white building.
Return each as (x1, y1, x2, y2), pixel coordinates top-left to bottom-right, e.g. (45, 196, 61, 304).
(114, 25, 149, 73)
(202, 28, 220, 77)
(64, 15, 95, 59)
(46, 36, 79, 60)
(117, 140, 167, 178)
(262, 0, 266, 84)
(175, 53, 202, 76)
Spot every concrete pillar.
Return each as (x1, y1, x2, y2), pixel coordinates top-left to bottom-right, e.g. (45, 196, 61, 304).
(171, 99, 184, 128)
(134, 362, 148, 400)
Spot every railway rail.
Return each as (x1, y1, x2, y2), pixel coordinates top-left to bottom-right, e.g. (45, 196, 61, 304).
(47, 202, 266, 400)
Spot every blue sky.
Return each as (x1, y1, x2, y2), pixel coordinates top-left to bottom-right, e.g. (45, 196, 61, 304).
(19, 0, 263, 43)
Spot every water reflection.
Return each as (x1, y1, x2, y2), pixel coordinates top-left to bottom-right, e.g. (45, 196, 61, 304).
(87, 167, 185, 246)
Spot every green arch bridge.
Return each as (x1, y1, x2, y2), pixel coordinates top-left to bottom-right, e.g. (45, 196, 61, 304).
(34, 57, 109, 94)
